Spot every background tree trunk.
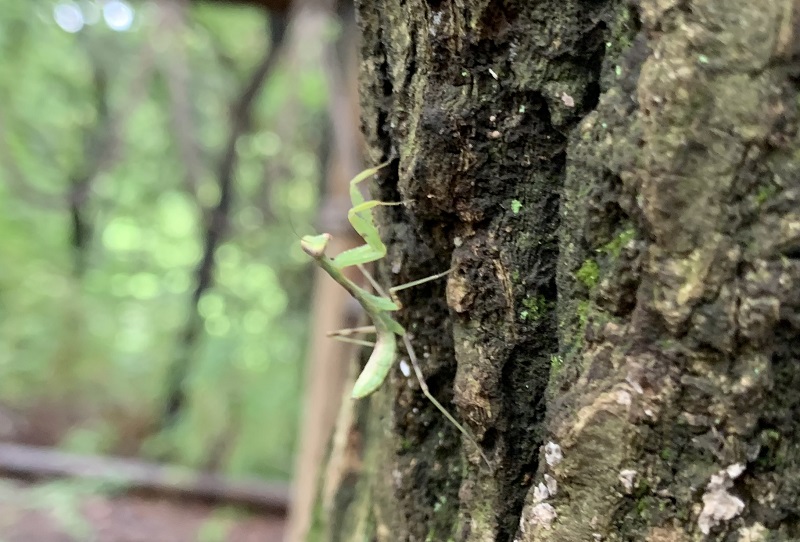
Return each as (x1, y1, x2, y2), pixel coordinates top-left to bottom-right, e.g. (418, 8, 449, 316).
(313, 1, 800, 541)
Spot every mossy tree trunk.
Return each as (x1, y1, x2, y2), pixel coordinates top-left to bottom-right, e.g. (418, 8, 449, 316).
(311, 1, 800, 541)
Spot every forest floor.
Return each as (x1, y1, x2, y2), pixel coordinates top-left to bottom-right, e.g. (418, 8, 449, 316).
(0, 479, 285, 542)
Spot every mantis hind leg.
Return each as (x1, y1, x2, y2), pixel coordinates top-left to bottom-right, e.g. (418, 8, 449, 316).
(327, 325, 377, 348)
(401, 334, 490, 468)
(357, 265, 454, 309)
(389, 267, 454, 295)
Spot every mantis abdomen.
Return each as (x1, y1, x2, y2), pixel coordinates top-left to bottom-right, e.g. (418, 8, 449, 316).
(351, 320, 397, 399)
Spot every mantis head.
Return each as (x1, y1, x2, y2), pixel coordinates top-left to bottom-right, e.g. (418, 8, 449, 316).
(300, 233, 332, 259)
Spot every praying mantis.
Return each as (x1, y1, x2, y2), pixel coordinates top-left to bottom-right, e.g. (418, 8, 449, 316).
(300, 161, 489, 466)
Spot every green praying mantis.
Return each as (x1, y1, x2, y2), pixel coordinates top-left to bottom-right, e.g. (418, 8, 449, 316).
(300, 161, 489, 467)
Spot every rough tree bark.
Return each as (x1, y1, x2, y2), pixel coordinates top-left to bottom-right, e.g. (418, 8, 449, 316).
(313, 1, 800, 541)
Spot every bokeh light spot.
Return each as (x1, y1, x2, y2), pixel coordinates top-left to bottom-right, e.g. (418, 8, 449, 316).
(198, 292, 224, 318)
(103, 217, 141, 252)
(129, 272, 159, 300)
(54, 2, 85, 33)
(204, 315, 230, 337)
(103, 0, 134, 32)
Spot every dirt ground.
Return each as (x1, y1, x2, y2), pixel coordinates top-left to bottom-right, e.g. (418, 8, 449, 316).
(0, 480, 285, 542)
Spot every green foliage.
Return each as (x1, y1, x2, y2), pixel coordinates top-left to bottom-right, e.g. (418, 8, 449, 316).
(599, 224, 636, 259)
(576, 299, 591, 328)
(520, 294, 548, 322)
(197, 510, 236, 542)
(7, 480, 104, 539)
(0, 0, 330, 480)
(576, 259, 599, 289)
(756, 184, 777, 205)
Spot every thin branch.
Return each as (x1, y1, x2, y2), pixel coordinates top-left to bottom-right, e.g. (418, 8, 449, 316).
(67, 42, 111, 275)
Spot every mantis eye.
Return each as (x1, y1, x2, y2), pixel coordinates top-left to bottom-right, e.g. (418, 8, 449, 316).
(300, 233, 333, 258)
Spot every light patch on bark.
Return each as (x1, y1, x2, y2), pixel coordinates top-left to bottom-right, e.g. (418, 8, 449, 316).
(518, 502, 557, 536)
(737, 522, 768, 542)
(697, 464, 746, 535)
(544, 474, 557, 496)
(544, 441, 562, 467)
(618, 469, 637, 494)
(533, 482, 550, 503)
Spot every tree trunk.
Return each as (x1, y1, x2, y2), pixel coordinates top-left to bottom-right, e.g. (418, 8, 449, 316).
(313, 1, 800, 541)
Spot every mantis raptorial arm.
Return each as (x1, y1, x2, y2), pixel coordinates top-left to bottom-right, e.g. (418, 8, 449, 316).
(300, 162, 490, 467)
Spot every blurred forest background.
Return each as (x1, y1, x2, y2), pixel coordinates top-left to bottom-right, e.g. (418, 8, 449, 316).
(0, 0, 332, 486)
